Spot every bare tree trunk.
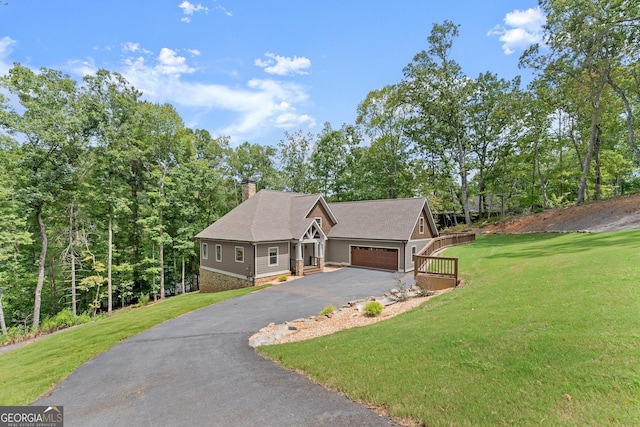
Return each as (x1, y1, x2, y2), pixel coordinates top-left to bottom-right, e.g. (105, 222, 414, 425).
(33, 206, 47, 330)
(456, 136, 471, 225)
(0, 293, 7, 335)
(577, 83, 603, 204)
(534, 136, 549, 208)
(49, 257, 57, 313)
(569, 117, 585, 173)
(159, 208, 165, 301)
(70, 206, 77, 316)
(181, 255, 186, 295)
(594, 124, 602, 200)
(608, 78, 640, 164)
(107, 216, 113, 316)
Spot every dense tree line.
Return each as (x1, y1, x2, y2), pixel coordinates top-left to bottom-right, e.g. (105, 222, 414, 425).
(1, 0, 639, 331)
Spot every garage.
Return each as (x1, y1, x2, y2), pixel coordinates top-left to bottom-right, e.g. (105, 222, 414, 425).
(350, 246, 399, 271)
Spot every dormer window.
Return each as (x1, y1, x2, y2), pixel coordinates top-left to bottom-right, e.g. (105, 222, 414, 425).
(315, 217, 322, 228)
(419, 217, 425, 234)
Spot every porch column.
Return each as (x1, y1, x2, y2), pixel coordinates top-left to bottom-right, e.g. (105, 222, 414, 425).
(318, 241, 325, 272)
(295, 242, 304, 276)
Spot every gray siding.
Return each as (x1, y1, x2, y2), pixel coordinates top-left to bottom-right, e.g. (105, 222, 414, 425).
(200, 240, 254, 277)
(405, 238, 431, 272)
(256, 242, 290, 276)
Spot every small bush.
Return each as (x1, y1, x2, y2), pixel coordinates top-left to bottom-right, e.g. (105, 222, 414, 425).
(278, 275, 288, 282)
(0, 326, 28, 346)
(138, 293, 150, 306)
(364, 301, 383, 317)
(319, 305, 336, 316)
(40, 309, 92, 334)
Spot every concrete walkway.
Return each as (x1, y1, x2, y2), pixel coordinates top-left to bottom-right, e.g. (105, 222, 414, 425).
(35, 268, 411, 426)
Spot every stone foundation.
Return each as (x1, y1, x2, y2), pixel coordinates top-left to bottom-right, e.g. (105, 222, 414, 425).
(200, 269, 252, 292)
(295, 259, 304, 276)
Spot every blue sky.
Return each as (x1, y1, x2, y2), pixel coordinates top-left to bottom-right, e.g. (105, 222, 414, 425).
(0, 1, 545, 147)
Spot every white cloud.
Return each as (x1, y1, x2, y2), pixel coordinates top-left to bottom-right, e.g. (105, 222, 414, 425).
(156, 48, 196, 75)
(215, 5, 233, 17)
(115, 48, 315, 140)
(121, 42, 151, 55)
(122, 42, 140, 53)
(275, 113, 315, 129)
(1, 35, 314, 144)
(488, 7, 546, 55)
(179, 1, 208, 23)
(255, 52, 311, 76)
(0, 36, 15, 56)
(0, 36, 16, 76)
(187, 49, 201, 56)
(66, 58, 98, 77)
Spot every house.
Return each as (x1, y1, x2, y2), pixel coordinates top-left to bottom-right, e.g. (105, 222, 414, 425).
(195, 179, 439, 292)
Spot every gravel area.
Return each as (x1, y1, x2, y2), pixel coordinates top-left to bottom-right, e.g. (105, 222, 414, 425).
(249, 288, 451, 346)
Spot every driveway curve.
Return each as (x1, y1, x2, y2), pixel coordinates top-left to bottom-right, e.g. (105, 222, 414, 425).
(36, 268, 408, 426)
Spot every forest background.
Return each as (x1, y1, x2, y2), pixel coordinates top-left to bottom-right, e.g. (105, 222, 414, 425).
(0, 0, 639, 334)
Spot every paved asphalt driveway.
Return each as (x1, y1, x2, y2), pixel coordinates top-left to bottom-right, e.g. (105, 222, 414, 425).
(36, 268, 412, 426)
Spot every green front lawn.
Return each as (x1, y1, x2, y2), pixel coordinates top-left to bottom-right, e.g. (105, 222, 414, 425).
(259, 231, 640, 426)
(0, 285, 269, 405)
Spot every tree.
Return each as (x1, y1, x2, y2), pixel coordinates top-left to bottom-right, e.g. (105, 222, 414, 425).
(228, 141, 279, 200)
(82, 69, 141, 316)
(468, 72, 521, 215)
(135, 102, 189, 300)
(308, 122, 354, 200)
(522, 0, 640, 203)
(278, 130, 313, 193)
(0, 139, 33, 334)
(403, 21, 475, 224)
(0, 64, 84, 329)
(356, 86, 415, 199)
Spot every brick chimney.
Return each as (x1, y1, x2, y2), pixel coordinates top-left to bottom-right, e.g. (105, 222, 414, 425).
(241, 178, 256, 202)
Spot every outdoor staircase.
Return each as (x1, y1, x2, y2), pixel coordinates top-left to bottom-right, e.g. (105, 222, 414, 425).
(303, 266, 321, 276)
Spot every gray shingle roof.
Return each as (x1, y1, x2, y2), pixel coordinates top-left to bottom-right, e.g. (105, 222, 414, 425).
(195, 190, 319, 242)
(195, 190, 437, 242)
(327, 198, 430, 241)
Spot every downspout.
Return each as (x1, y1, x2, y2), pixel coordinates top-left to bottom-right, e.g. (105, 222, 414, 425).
(252, 243, 257, 286)
(402, 240, 408, 273)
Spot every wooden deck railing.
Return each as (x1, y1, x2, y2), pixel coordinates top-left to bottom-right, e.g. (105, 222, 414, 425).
(414, 232, 476, 289)
(415, 256, 458, 277)
(417, 232, 476, 259)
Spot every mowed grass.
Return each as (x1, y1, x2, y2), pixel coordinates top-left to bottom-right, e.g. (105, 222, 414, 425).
(0, 285, 269, 405)
(259, 231, 640, 426)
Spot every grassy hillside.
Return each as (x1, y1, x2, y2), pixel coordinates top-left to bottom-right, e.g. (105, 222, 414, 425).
(0, 285, 269, 405)
(259, 232, 640, 426)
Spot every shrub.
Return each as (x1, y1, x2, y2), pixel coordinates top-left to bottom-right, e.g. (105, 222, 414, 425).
(364, 301, 383, 317)
(138, 293, 150, 306)
(319, 305, 336, 316)
(41, 309, 92, 334)
(278, 275, 288, 282)
(0, 326, 28, 346)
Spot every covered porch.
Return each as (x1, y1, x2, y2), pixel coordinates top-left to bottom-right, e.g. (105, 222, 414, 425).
(290, 220, 326, 276)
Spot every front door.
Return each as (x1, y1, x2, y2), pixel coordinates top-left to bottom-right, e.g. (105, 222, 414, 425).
(303, 243, 315, 266)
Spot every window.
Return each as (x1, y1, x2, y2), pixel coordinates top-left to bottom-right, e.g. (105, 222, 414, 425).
(202, 243, 208, 260)
(215, 244, 222, 262)
(419, 217, 425, 234)
(268, 247, 278, 266)
(314, 217, 322, 228)
(235, 246, 244, 263)
(411, 246, 417, 264)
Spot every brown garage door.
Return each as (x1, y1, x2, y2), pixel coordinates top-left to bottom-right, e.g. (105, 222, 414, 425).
(350, 246, 398, 271)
